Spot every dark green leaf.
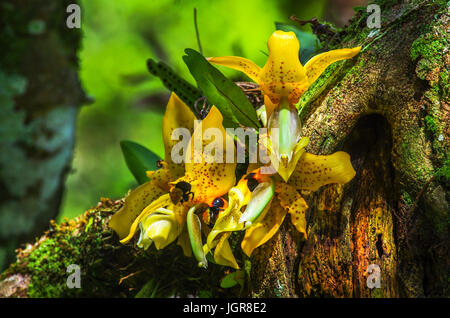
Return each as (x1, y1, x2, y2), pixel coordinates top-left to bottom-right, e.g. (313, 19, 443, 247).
(147, 59, 203, 117)
(120, 140, 161, 185)
(182, 48, 261, 129)
(198, 290, 212, 298)
(134, 278, 156, 298)
(275, 22, 321, 65)
(220, 270, 245, 289)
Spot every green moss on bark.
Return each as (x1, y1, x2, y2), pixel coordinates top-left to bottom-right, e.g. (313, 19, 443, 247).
(10, 210, 107, 298)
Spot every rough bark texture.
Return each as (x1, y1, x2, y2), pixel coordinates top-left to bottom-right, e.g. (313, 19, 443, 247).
(0, 0, 86, 270)
(0, 0, 448, 298)
(250, 0, 449, 297)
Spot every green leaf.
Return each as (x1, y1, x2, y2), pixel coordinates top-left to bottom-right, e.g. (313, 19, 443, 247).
(182, 48, 261, 129)
(134, 278, 163, 298)
(275, 22, 321, 65)
(120, 140, 161, 185)
(198, 290, 212, 298)
(220, 270, 245, 289)
(147, 59, 203, 117)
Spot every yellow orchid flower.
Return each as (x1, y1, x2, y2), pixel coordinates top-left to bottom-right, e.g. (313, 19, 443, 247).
(209, 30, 361, 118)
(203, 172, 257, 269)
(241, 151, 356, 256)
(109, 93, 195, 239)
(209, 30, 361, 181)
(206, 150, 356, 261)
(173, 106, 236, 207)
(109, 94, 237, 269)
(204, 167, 275, 266)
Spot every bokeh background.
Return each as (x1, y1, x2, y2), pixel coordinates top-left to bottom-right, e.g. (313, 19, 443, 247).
(59, 0, 366, 221)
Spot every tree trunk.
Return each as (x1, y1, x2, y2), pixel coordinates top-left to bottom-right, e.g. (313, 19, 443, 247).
(250, 0, 449, 297)
(0, 0, 85, 270)
(0, 0, 448, 298)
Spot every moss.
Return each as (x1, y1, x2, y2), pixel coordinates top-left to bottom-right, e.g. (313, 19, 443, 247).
(439, 70, 449, 99)
(26, 236, 79, 298)
(424, 115, 438, 136)
(435, 158, 450, 187)
(13, 207, 107, 298)
(337, 13, 370, 47)
(397, 10, 449, 184)
(410, 11, 448, 89)
(371, 286, 385, 298)
(409, 7, 448, 63)
(402, 191, 413, 207)
(0, 197, 238, 298)
(320, 135, 336, 153)
(400, 129, 435, 185)
(410, 36, 446, 62)
(297, 61, 346, 123)
(409, 12, 449, 167)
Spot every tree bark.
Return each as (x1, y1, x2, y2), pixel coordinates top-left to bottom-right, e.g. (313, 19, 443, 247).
(0, 0, 85, 270)
(250, 0, 449, 297)
(0, 0, 448, 298)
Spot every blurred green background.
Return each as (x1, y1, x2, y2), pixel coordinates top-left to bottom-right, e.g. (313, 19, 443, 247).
(58, 0, 357, 221)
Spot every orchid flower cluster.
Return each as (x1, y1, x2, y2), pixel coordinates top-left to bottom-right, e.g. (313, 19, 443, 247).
(109, 30, 360, 269)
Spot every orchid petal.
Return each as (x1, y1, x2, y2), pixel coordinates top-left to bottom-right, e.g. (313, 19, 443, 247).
(241, 199, 286, 257)
(182, 106, 236, 205)
(266, 97, 302, 182)
(304, 47, 361, 86)
(289, 151, 356, 191)
(207, 56, 261, 83)
(137, 222, 153, 250)
(205, 166, 265, 251)
(110, 93, 194, 239)
(146, 164, 181, 192)
(259, 31, 308, 107)
(276, 183, 308, 239)
(177, 225, 192, 257)
(214, 233, 240, 269)
(263, 95, 278, 123)
(109, 181, 166, 239)
(163, 92, 196, 165)
(206, 186, 246, 249)
(120, 193, 172, 244)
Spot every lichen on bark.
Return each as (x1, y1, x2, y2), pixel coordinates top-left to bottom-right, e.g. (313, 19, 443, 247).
(0, 0, 86, 270)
